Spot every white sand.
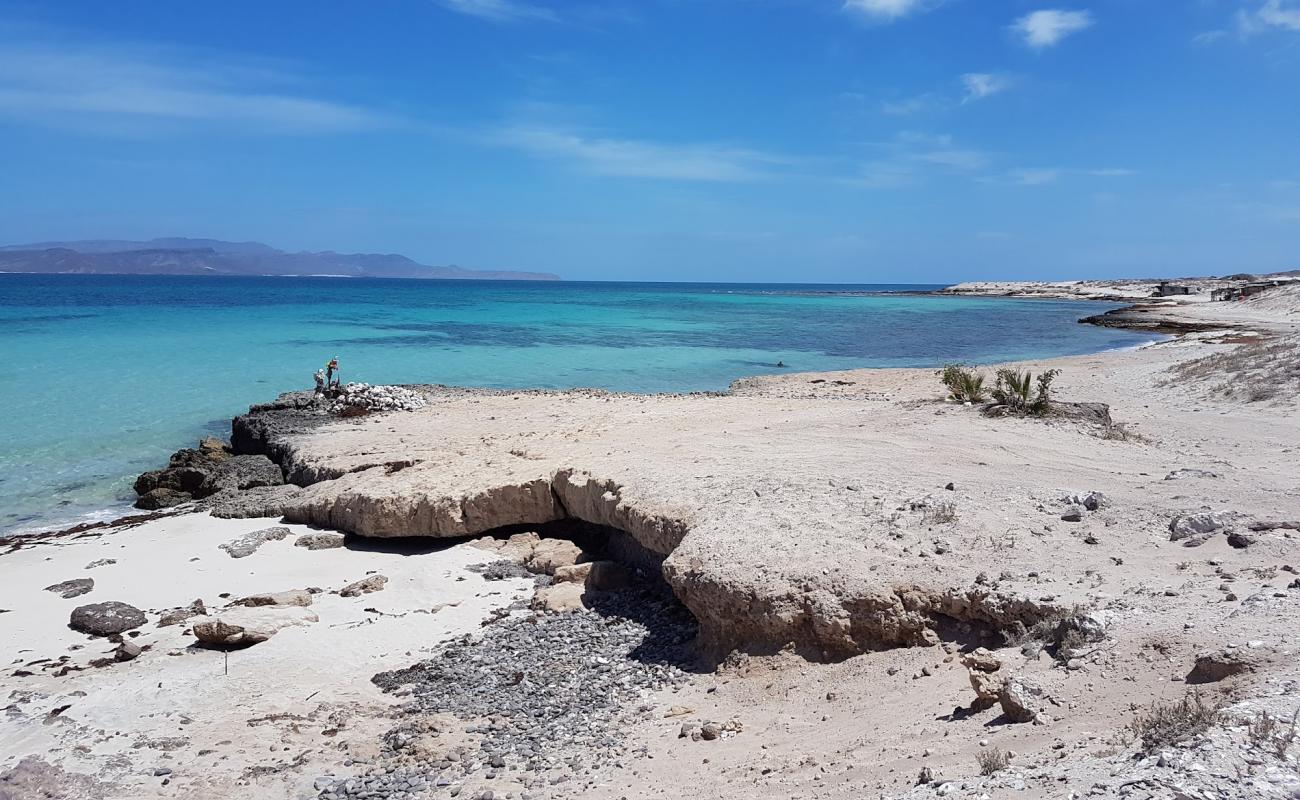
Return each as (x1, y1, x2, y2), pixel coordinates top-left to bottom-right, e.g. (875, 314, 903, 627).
(0, 514, 531, 799)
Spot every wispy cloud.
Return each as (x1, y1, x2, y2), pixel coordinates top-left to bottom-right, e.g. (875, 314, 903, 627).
(493, 125, 792, 182)
(850, 132, 990, 187)
(437, 0, 558, 23)
(960, 73, 1012, 103)
(881, 73, 1012, 116)
(1011, 9, 1095, 49)
(843, 0, 938, 22)
(0, 34, 392, 134)
(1236, 0, 1300, 35)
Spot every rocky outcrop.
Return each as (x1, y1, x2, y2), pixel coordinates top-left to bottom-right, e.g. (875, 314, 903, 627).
(43, 578, 93, 599)
(233, 589, 313, 608)
(191, 606, 318, 647)
(69, 601, 146, 636)
(133, 437, 284, 509)
(340, 575, 388, 597)
(294, 532, 346, 550)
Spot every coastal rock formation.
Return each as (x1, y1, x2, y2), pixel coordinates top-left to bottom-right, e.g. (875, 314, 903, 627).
(133, 437, 284, 509)
(191, 606, 318, 647)
(233, 589, 313, 608)
(339, 575, 388, 597)
(68, 601, 147, 636)
(294, 532, 346, 550)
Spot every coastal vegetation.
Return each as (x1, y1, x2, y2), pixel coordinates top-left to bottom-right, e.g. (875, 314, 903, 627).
(939, 365, 1061, 416)
(938, 364, 987, 403)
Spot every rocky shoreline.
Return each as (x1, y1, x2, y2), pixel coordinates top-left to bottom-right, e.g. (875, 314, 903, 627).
(4, 282, 1299, 799)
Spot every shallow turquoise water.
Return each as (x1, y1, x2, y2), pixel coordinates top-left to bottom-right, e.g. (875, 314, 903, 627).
(0, 275, 1158, 532)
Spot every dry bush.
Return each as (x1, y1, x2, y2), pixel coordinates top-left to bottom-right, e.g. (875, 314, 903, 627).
(1127, 694, 1222, 753)
(1165, 338, 1300, 403)
(977, 747, 1010, 776)
(1095, 422, 1151, 444)
(923, 500, 958, 525)
(1249, 708, 1299, 758)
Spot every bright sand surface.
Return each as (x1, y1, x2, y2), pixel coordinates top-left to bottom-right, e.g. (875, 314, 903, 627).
(0, 514, 532, 799)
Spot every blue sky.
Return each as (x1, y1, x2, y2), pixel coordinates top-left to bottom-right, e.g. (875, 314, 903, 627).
(0, 1, 1297, 282)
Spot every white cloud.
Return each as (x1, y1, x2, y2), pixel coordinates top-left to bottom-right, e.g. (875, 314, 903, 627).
(960, 73, 1012, 103)
(494, 126, 790, 182)
(1011, 9, 1095, 48)
(843, 0, 935, 22)
(1009, 168, 1062, 185)
(437, 0, 557, 23)
(0, 37, 391, 134)
(881, 93, 943, 116)
(1237, 0, 1300, 35)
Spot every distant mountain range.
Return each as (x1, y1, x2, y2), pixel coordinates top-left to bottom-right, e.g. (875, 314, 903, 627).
(0, 238, 560, 281)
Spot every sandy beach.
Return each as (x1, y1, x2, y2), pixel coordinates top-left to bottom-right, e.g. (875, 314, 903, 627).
(3, 280, 1299, 800)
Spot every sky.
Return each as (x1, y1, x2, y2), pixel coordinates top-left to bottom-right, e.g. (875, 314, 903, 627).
(0, 1, 1297, 283)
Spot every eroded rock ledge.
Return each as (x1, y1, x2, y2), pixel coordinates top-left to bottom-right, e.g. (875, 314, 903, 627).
(198, 384, 1175, 663)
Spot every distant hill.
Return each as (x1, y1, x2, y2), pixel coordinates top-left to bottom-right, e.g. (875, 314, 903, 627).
(0, 238, 560, 281)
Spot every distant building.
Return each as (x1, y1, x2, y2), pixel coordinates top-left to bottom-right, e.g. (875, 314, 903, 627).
(1212, 280, 1292, 302)
(1154, 282, 1192, 297)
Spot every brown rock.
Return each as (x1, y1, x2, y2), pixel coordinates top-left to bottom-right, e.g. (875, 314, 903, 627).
(340, 575, 388, 598)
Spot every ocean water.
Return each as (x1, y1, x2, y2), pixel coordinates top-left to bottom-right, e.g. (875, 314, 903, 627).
(0, 275, 1159, 532)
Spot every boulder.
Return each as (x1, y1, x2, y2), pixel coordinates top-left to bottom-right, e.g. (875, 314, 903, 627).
(998, 677, 1041, 723)
(585, 560, 633, 591)
(114, 640, 142, 662)
(135, 487, 193, 510)
(44, 578, 94, 599)
(526, 539, 585, 576)
(340, 575, 388, 597)
(191, 606, 318, 647)
(234, 589, 313, 608)
(1060, 506, 1084, 523)
(197, 436, 232, 461)
(1186, 648, 1259, 684)
(1064, 491, 1109, 511)
(1169, 512, 1237, 545)
(69, 601, 147, 636)
(294, 532, 346, 551)
(553, 563, 594, 584)
(158, 598, 207, 627)
(553, 560, 631, 591)
(960, 648, 1004, 707)
(198, 455, 284, 496)
(531, 582, 587, 613)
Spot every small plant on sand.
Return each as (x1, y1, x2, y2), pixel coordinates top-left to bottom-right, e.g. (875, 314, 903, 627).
(923, 500, 959, 525)
(991, 368, 1059, 416)
(1127, 693, 1222, 753)
(977, 747, 1010, 776)
(938, 364, 987, 403)
(1249, 708, 1299, 758)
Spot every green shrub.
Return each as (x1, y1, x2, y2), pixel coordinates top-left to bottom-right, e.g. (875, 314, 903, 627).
(992, 368, 1060, 415)
(939, 364, 987, 403)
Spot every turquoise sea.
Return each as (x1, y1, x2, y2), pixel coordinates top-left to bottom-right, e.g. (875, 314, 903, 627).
(1, 275, 1160, 533)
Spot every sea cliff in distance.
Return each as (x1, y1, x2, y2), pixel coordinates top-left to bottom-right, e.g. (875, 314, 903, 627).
(0, 237, 560, 280)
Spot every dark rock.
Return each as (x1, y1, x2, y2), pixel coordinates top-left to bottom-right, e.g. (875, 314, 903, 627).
(69, 601, 147, 636)
(1226, 531, 1256, 549)
(197, 455, 284, 497)
(135, 488, 193, 510)
(158, 599, 207, 627)
(43, 578, 94, 599)
(114, 640, 142, 661)
(294, 532, 347, 551)
(202, 484, 305, 519)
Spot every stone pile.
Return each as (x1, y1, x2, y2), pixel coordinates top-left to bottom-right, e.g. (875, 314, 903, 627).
(326, 384, 428, 415)
(315, 587, 696, 799)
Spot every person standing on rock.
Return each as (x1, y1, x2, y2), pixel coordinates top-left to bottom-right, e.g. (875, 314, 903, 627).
(326, 357, 339, 388)
(313, 369, 326, 395)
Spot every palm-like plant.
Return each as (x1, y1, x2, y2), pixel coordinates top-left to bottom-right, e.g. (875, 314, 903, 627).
(939, 364, 987, 403)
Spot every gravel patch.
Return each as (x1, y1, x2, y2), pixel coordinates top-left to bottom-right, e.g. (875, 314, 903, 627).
(317, 586, 696, 799)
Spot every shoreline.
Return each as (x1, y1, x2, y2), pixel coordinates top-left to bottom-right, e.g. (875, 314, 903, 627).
(5, 292, 1166, 539)
(4, 280, 1298, 799)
